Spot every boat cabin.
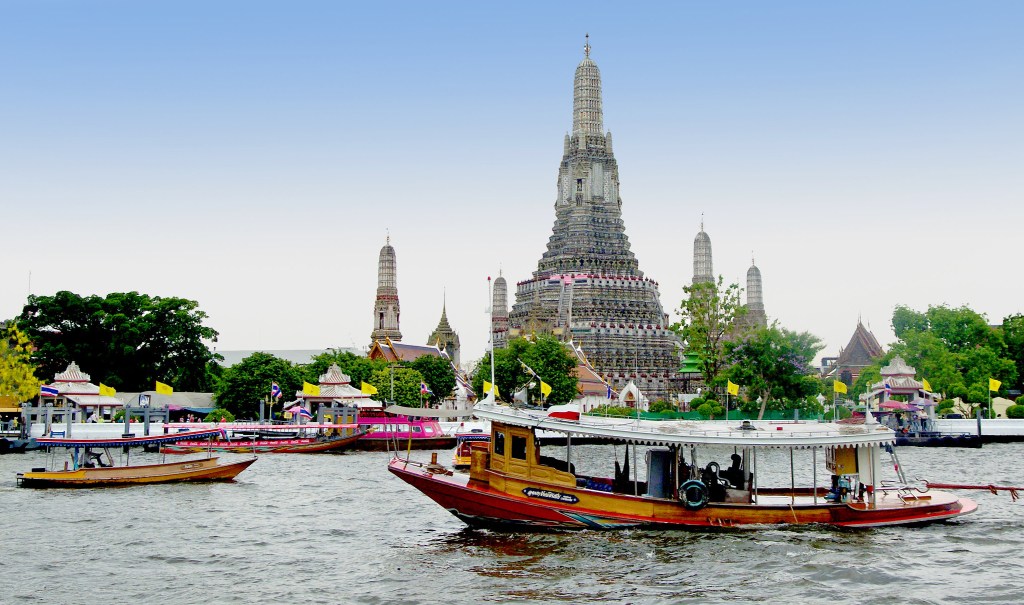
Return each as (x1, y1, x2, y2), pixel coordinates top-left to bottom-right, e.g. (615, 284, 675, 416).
(471, 418, 883, 509)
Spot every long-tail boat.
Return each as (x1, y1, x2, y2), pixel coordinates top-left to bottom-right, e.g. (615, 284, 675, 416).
(388, 398, 977, 529)
(158, 423, 369, 454)
(17, 429, 256, 488)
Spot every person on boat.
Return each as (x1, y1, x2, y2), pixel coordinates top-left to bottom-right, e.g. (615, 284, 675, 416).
(722, 453, 744, 489)
(87, 411, 98, 423)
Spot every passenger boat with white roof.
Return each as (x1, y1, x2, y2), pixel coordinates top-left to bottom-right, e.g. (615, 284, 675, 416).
(388, 398, 977, 529)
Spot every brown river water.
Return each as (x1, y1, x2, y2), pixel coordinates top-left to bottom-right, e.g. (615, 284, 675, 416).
(1, 442, 1022, 604)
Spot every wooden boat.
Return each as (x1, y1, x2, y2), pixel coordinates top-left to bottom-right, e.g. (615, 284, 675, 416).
(17, 429, 256, 488)
(159, 423, 369, 454)
(388, 399, 978, 530)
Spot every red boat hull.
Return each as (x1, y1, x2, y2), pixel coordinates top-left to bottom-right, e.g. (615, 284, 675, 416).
(388, 458, 977, 530)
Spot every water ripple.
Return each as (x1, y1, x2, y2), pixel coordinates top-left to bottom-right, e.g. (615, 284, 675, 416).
(2, 445, 1023, 604)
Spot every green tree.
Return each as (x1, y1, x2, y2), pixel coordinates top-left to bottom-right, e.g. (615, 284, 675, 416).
(672, 277, 745, 393)
(472, 336, 579, 405)
(725, 325, 823, 419)
(1001, 314, 1024, 392)
(18, 291, 221, 391)
(0, 323, 40, 402)
(886, 304, 1016, 400)
(214, 352, 303, 418)
(369, 366, 424, 406)
(409, 355, 457, 404)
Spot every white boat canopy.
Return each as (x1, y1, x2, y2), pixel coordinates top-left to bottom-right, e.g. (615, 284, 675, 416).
(472, 402, 896, 449)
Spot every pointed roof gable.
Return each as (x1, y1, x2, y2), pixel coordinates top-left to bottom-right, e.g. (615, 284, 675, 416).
(836, 321, 884, 368)
(368, 338, 442, 363)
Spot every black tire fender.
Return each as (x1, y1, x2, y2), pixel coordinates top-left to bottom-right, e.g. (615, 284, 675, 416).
(680, 479, 709, 511)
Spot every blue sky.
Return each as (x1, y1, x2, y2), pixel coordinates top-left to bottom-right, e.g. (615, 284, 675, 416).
(2, 2, 1022, 370)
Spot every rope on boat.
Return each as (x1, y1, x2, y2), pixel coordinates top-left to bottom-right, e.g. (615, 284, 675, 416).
(925, 482, 1022, 501)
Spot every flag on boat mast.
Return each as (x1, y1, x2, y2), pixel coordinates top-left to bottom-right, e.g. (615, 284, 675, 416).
(361, 381, 378, 395)
(540, 381, 552, 398)
(155, 381, 173, 395)
(989, 378, 1001, 392)
(99, 383, 116, 397)
(40, 384, 59, 397)
(833, 380, 847, 394)
(302, 382, 321, 396)
(270, 382, 282, 399)
(922, 378, 932, 392)
(483, 380, 499, 399)
(727, 380, 739, 396)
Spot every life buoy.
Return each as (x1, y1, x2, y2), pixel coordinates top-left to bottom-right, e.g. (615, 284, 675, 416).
(680, 479, 709, 510)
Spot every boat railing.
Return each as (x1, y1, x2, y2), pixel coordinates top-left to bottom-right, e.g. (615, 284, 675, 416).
(502, 407, 867, 439)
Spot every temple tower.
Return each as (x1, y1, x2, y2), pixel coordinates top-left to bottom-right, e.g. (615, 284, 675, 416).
(508, 37, 682, 398)
(428, 298, 461, 366)
(744, 256, 767, 329)
(491, 273, 509, 350)
(370, 236, 402, 343)
(692, 219, 714, 285)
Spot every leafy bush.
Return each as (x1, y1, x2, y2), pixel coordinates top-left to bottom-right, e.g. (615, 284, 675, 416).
(696, 399, 724, 419)
(588, 405, 640, 418)
(205, 408, 235, 423)
(1006, 405, 1024, 419)
(648, 400, 678, 414)
(1016, 395, 1024, 406)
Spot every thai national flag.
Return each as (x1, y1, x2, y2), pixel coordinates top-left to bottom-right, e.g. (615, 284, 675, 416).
(271, 382, 282, 399)
(297, 407, 313, 419)
(40, 385, 59, 397)
(884, 381, 892, 393)
(606, 384, 613, 399)
(420, 382, 432, 395)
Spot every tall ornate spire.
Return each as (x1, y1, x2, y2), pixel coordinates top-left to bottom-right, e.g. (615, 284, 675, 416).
(509, 40, 683, 399)
(692, 218, 714, 285)
(573, 34, 604, 137)
(492, 271, 509, 350)
(428, 296, 460, 366)
(745, 255, 767, 328)
(370, 236, 402, 343)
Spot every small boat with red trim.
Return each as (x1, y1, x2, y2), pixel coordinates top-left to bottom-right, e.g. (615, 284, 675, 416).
(17, 429, 256, 488)
(158, 423, 369, 454)
(389, 398, 978, 530)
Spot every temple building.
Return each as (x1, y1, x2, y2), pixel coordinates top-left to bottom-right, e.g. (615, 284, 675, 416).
(491, 273, 509, 350)
(508, 38, 682, 398)
(370, 237, 402, 344)
(821, 319, 885, 386)
(427, 301, 461, 366)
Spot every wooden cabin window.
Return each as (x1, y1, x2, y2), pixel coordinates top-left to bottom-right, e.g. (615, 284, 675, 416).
(511, 435, 527, 460)
(493, 431, 506, 456)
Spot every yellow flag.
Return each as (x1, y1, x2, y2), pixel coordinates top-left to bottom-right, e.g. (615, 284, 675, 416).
(833, 380, 847, 394)
(727, 380, 739, 396)
(360, 381, 378, 395)
(483, 380, 500, 398)
(540, 381, 552, 397)
(155, 381, 173, 395)
(303, 382, 321, 396)
(98, 383, 116, 397)
(989, 378, 1001, 392)
(922, 378, 932, 392)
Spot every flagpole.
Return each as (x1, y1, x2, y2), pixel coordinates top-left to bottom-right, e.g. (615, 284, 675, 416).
(488, 276, 495, 400)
